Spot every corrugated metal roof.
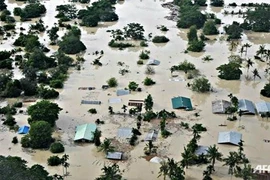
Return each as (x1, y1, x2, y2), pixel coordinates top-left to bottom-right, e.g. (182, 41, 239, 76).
(74, 123, 97, 141)
(238, 99, 256, 115)
(218, 131, 242, 146)
(18, 126, 30, 134)
(106, 152, 123, 160)
(81, 100, 101, 105)
(212, 100, 231, 114)
(255, 102, 270, 114)
(195, 146, 209, 155)
(116, 89, 130, 96)
(117, 127, 132, 138)
(147, 59, 160, 65)
(171, 96, 193, 110)
(145, 130, 158, 141)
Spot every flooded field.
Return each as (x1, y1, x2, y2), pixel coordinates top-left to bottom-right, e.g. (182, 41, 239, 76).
(1, 0, 270, 179)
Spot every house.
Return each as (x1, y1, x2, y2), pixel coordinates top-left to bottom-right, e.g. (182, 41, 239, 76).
(18, 126, 30, 134)
(255, 102, 270, 115)
(81, 100, 101, 105)
(171, 96, 193, 110)
(74, 123, 97, 142)
(212, 100, 231, 114)
(116, 89, 130, 96)
(128, 100, 144, 107)
(218, 131, 242, 146)
(109, 98, 122, 104)
(195, 146, 209, 155)
(238, 99, 256, 115)
(145, 130, 158, 141)
(106, 152, 123, 160)
(150, 156, 163, 164)
(117, 127, 132, 138)
(147, 59, 160, 65)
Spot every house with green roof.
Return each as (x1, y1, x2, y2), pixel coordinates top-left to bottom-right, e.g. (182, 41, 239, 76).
(74, 123, 97, 142)
(171, 96, 193, 111)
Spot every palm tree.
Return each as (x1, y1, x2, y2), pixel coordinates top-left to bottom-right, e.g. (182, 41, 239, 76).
(246, 58, 254, 74)
(98, 138, 115, 154)
(108, 106, 114, 114)
(256, 45, 266, 58)
(264, 49, 270, 62)
(180, 147, 195, 169)
(239, 46, 245, 57)
(223, 152, 239, 179)
(235, 163, 254, 180)
(203, 165, 214, 180)
(166, 158, 185, 180)
(52, 174, 63, 180)
(206, 144, 223, 171)
(144, 140, 157, 155)
(229, 41, 238, 53)
(252, 68, 261, 81)
(243, 43, 251, 56)
(121, 105, 127, 113)
(92, 129, 102, 146)
(61, 154, 69, 177)
(158, 161, 169, 180)
(96, 163, 122, 180)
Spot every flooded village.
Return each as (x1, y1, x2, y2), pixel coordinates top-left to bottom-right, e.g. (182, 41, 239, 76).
(0, 0, 270, 179)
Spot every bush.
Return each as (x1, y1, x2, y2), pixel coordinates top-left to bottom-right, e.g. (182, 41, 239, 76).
(38, 86, 59, 99)
(3, 114, 16, 127)
(203, 20, 219, 35)
(139, 51, 149, 59)
(50, 142, 65, 153)
(187, 40, 205, 52)
(216, 62, 242, 80)
(137, 60, 143, 65)
(260, 83, 270, 97)
(152, 36, 169, 43)
(47, 156, 62, 166)
(107, 77, 118, 87)
(140, 41, 148, 47)
(144, 77, 156, 86)
(12, 136, 18, 144)
(128, 81, 139, 91)
(21, 135, 31, 148)
(88, 108, 97, 114)
(13, 102, 23, 108)
(50, 79, 64, 88)
(191, 77, 211, 92)
(224, 21, 243, 40)
(210, 0, 224, 7)
(178, 60, 196, 73)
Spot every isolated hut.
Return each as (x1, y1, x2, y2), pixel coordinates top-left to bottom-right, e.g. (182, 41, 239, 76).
(81, 100, 101, 105)
(212, 100, 231, 114)
(74, 123, 97, 142)
(171, 96, 193, 110)
(18, 126, 30, 134)
(255, 102, 270, 115)
(147, 59, 160, 65)
(218, 131, 242, 146)
(106, 152, 123, 160)
(116, 89, 130, 96)
(128, 100, 144, 107)
(195, 146, 209, 155)
(117, 127, 132, 138)
(145, 130, 158, 141)
(238, 99, 256, 115)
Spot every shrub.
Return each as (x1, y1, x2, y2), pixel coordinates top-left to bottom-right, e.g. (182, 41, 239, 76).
(140, 41, 148, 47)
(49, 80, 63, 89)
(38, 86, 59, 99)
(47, 156, 62, 166)
(50, 142, 65, 153)
(12, 136, 18, 144)
(144, 77, 156, 86)
(88, 108, 97, 114)
(128, 81, 139, 91)
(216, 62, 242, 80)
(13, 102, 23, 108)
(224, 21, 243, 40)
(187, 40, 205, 52)
(178, 60, 196, 73)
(152, 36, 169, 43)
(107, 77, 118, 87)
(191, 77, 211, 92)
(203, 20, 219, 35)
(21, 135, 31, 148)
(210, 0, 224, 7)
(137, 60, 143, 65)
(3, 114, 16, 127)
(260, 83, 270, 97)
(139, 51, 149, 59)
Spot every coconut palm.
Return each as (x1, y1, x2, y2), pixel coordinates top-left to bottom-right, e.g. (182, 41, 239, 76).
(166, 158, 185, 180)
(96, 163, 122, 180)
(252, 68, 261, 81)
(144, 140, 157, 155)
(235, 163, 254, 180)
(256, 45, 266, 58)
(108, 106, 114, 114)
(243, 43, 251, 56)
(206, 144, 223, 171)
(223, 152, 239, 178)
(92, 129, 102, 146)
(98, 138, 115, 154)
(61, 154, 69, 177)
(239, 46, 245, 57)
(180, 147, 195, 169)
(158, 161, 169, 180)
(264, 49, 270, 62)
(203, 165, 214, 180)
(229, 41, 238, 53)
(245, 58, 254, 74)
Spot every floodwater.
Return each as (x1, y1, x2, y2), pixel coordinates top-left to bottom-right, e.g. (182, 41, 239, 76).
(1, 0, 270, 179)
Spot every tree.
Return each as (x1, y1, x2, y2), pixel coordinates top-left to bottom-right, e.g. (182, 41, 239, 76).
(121, 105, 127, 113)
(256, 45, 266, 58)
(20, 78, 38, 96)
(224, 22, 243, 40)
(260, 83, 270, 97)
(203, 165, 214, 180)
(246, 58, 254, 74)
(0, 0, 7, 11)
(123, 23, 145, 40)
(28, 121, 52, 149)
(27, 100, 62, 126)
(61, 154, 69, 177)
(223, 152, 239, 178)
(47, 26, 59, 44)
(203, 20, 219, 35)
(158, 161, 169, 180)
(144, 140, 157, 155)
(187, 25, 198, 42)
(96, 163, 122, 180)
(180, 147, 195, 169)
(152, 36, 169, 43)
(128, 81, 138, 91)
(107, 77, 118, 87)
(188, 40, 205, 52)
(243, 43, 251, 56)
(210, 0, 224, 7)
(50, 142, 65, 153)
(191, 77, 211, 92)
(235, 163, 254, 180)
(108, 106, 114, 114)
(92, 129, 102, 146)
(144, 77, 156, 86)
(58, 35, 86, 54)
(144, 94, 153, 111)
(216, 62, 242, 80)
(206, 144, 223, 171)
(194, 0, 207, 6)
(252, 68, 261, 81)
(98, 138, 115, 154)
(48, 156, 62, 166)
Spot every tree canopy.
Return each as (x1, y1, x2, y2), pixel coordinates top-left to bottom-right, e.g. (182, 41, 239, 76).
(216, 62, 242, 80)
